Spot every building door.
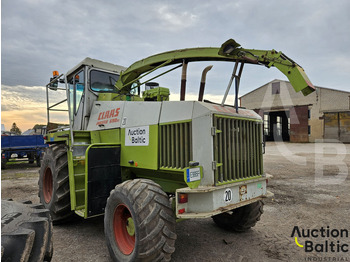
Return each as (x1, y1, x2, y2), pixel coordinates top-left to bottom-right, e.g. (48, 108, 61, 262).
(290, 106, 309, 143)
(324, 112, 350, 143)
(264, 111, 290, 141)
(340, 112, 350, 142)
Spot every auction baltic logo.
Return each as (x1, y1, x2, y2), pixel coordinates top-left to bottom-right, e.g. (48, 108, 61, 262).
(291, 226, 349, 261)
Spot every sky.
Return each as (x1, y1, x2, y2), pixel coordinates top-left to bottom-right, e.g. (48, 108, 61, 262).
(1, 0, 350, 132)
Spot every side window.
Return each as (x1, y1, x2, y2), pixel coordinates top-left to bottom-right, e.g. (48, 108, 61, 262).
(75, 71, 84, 114)
(130, 82, 140, 96)
(68, 70, 85, 122)
(68, 82, 74, 122)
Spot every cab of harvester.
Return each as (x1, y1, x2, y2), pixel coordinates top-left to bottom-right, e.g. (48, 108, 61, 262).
(41, 39, 314, 261)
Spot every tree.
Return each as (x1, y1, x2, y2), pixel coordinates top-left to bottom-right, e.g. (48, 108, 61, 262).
(10, 122, 22, 135)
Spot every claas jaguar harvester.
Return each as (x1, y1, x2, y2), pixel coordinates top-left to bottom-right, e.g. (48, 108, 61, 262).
(39, 39, 314, 261)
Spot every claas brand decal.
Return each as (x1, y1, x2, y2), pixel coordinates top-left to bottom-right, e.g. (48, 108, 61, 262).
(96, 108, 120, 126)
(125, 126, 149, 146)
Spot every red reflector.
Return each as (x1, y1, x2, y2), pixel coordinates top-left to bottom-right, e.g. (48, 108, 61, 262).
(178, 208, 185, 214)
(178, 193, 188, 204)
(266, 179, 268, 184)
(43, 136, 47, 140)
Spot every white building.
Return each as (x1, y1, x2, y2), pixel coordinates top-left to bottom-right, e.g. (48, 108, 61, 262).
(240, 80, 350, 143)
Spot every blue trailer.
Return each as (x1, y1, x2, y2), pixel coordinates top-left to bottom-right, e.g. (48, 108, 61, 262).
(1, 135, 48, 169)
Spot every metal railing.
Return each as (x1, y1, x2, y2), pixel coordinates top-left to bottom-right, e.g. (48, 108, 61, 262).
(46, 74, 69, 132)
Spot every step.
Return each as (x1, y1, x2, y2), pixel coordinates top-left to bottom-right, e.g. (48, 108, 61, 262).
(75, 209, 85, 218)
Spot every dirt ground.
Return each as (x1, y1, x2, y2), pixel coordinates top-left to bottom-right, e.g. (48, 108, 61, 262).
(1, 142, 350, 262)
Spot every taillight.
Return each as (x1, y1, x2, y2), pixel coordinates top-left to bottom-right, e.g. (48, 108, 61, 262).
(178, 208, 185, 214)
(178, 193, 188, 204)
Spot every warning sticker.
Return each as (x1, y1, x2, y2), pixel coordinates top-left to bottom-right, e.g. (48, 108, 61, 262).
(125, 126, 149, 146)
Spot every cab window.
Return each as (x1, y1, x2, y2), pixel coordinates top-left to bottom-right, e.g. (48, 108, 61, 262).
(68, 70, 85, 122)
(90, 70, 119, 92)
(75, 71, 84, 114)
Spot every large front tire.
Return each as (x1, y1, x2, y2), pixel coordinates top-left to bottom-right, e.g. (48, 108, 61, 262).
(212, 201, 264, 232)
(104, 179, 177, 262)
(38, 144, 74, 224)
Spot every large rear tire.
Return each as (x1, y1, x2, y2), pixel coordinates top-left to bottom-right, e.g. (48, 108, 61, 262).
(38, 144, 74, 224)
(104, 179, 177, 262)
(212, 201, 264, 232)
(1, 200, 53, 262)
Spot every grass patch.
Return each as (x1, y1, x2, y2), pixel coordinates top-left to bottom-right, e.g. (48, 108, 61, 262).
(1, 172, 38, 180)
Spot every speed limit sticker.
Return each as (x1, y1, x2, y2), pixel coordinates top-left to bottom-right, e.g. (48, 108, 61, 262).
(224, 189, 232, 203)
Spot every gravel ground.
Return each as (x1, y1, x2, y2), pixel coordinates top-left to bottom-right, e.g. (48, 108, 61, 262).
(1, 142, 350, 262)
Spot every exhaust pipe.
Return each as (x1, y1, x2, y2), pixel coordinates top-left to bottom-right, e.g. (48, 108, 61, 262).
(198, 65, 213, 102)
(180, 60, 188, 101)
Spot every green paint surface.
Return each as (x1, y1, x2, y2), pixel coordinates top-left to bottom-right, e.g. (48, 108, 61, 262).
(121, 125, 158, 170)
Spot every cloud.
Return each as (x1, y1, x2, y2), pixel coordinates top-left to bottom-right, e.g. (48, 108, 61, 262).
(1, 85, 68, 131)
(156, 5, 198, 31)
(1, 0, 350, 130)
(2, 0, 350, 88)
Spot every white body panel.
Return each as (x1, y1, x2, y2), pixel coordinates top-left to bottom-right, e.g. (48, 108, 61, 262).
(176, 178, 268, 218)
(159, 101, 194, 124)
(87, 101, 125, 131)
(121, 102, 162, 128)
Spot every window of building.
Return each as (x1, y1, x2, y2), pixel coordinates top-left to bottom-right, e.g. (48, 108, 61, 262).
(264, 114, 269, 135)
(288, 116, 290, 135)
(276, 116, 282, 136)
(308, 109, 311, 119)
(308, 125, 311, 136)
(272, 82, 280, 94)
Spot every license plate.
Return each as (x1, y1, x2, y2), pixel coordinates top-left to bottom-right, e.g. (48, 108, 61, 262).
(186, 167, 201, 182)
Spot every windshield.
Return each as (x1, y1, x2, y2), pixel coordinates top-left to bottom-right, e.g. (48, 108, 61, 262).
(90, 70, 119, 92)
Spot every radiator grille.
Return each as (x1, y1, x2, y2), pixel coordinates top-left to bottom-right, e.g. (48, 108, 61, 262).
(159, 122, 192, 169)
(213, 115, 263, 185)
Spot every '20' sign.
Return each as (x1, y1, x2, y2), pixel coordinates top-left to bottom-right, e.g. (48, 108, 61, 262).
(224, 189, 232, 203)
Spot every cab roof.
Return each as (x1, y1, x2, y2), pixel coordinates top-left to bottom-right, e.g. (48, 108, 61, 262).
(66, 57, 126, 77)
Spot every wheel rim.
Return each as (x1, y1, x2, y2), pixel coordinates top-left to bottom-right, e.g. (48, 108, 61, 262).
(43, 167, 53, 203)
(113, 204, 135, 255)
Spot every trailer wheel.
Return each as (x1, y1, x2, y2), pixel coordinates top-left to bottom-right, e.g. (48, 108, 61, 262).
(38, 144, 74, 224)
(1, 159, 7, 169)
(104, 179, 177, 262)
(28, 152, 35, 164)
(1, 200, 53, 262)
(36, 155, 42, 167)
(212, 201, 264, 232)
